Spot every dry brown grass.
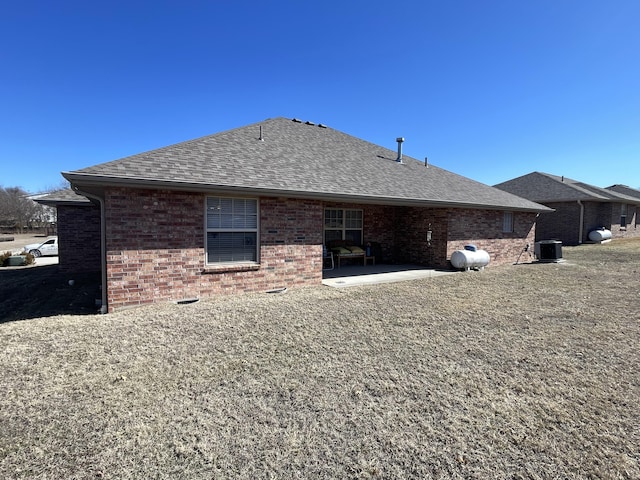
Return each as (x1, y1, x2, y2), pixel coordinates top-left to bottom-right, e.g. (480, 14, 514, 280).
(1, 239, 639, 479)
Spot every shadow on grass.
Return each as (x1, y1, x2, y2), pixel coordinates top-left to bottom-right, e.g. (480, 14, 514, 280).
(0, 265, 102, 323)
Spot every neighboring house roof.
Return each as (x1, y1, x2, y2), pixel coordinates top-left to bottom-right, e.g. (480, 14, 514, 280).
(63, 117, 549, 212)
(494, 172, 640, 205)
(606, 184, 640, 201)
(34, 188, 94, 207)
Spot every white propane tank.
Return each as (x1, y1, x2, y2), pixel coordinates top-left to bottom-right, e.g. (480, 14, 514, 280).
(588, 228, 612, 242)
(450, 249, 490, 270)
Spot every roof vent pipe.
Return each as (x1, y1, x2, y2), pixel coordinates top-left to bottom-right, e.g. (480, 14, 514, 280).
(259, 125, 264, 141)
(425, 156, 429, 168)
(396, 137, 405, 163)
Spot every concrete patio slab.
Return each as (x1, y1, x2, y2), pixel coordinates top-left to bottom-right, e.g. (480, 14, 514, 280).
(322, 264, 457, 288)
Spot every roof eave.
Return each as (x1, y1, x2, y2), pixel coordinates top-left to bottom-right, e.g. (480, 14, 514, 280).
(62, 172, 551, 213)
(535, 197, 640, 205)
(35, 199, 93, 207)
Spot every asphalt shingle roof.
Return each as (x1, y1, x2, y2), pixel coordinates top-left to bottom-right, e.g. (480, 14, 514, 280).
(606, 184, 640, 200)
(64, 117, 548, 212)
(33, 188, 92, 206)
(495, 172, 640, 204)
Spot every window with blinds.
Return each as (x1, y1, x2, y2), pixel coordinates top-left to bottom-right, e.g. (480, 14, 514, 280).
(502, 211, 514, 233)
(206, 196, 258, 264)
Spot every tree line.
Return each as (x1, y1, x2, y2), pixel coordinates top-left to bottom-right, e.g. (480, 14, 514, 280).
(0, 186, 58, 233)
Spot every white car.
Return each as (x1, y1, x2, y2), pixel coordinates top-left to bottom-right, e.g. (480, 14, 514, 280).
(23, 236, 59, 257)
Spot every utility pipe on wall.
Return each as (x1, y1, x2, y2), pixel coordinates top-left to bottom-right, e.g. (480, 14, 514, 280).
(577, 200, 584, 244)
(73, 186, 108, 314)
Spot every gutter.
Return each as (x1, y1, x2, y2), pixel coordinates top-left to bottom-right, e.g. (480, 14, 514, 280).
(63, 173, 552, 213)
(72, 186, 108, 314)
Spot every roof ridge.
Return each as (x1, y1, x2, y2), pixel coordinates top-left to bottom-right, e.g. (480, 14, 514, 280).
(63, 118, 551, 212)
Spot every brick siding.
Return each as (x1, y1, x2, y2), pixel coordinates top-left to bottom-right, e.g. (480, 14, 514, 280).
(446, 209, 537, 267)
(104, 188, 323, 312)
(583, 202, 614, 243)
(57, 204, 101, 273)
(393, 206, 450, 268)
(536, 202, 582, 244)
(100, 188, 539, 311)
(538, 201, 640, 245)
(326, 203, 536, 269)
(606, 203, 640, 240)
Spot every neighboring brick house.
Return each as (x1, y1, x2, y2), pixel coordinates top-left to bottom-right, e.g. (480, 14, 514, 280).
(61, 117, 549, 312)
(495, 172, 640, 245)
(35, 189, 101, 273)
(607, 184, 640, 202)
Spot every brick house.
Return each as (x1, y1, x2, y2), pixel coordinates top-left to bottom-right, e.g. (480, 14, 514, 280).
(61, 117, 549, 312)
(495, 172, 640, 245)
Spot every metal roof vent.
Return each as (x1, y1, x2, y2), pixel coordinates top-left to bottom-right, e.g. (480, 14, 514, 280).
(292, 118, 302, 123)
(305, 120, 315, 126)
(396, 137, 405, 163)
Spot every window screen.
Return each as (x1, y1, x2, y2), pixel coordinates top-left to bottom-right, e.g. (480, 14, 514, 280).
(503, 211, 514, 233)
(206, 197, 258, 263)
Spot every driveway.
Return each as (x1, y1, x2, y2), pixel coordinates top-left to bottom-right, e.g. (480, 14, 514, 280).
(0, 234, 59, 268)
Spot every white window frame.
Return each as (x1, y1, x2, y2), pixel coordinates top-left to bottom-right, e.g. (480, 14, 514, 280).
(502, 211, 514, 233)
(205, 196, 259, 265)
(324, 208, 363, 244)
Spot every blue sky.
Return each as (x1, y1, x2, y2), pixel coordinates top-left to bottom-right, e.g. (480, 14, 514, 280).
(2, 1, 639, 193)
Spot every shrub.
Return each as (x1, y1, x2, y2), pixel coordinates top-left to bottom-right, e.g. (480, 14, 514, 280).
(0, 251, 34, 267)
(0, 251, 11, 267)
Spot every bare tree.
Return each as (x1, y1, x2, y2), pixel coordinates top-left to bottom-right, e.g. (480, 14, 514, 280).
(0, 186, 56, 233)
(36, 179, 71, 195)
(0, 187, 29, 232)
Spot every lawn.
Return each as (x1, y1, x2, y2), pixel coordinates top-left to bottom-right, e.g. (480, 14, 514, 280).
(1, 239, 639, 479)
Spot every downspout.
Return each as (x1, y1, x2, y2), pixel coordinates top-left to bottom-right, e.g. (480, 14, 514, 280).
(577, 200, 584, 245)
(73, 186, 108, 314)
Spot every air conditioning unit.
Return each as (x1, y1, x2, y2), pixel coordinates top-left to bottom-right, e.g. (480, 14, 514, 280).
(534, 240, 563, 262)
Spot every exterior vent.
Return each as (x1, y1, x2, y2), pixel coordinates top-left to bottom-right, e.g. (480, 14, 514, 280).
(292, 118, 302, 123)
(318, 123, 327, 128)
(396, 137, 405, 163)
(305, 121, 315, 126)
